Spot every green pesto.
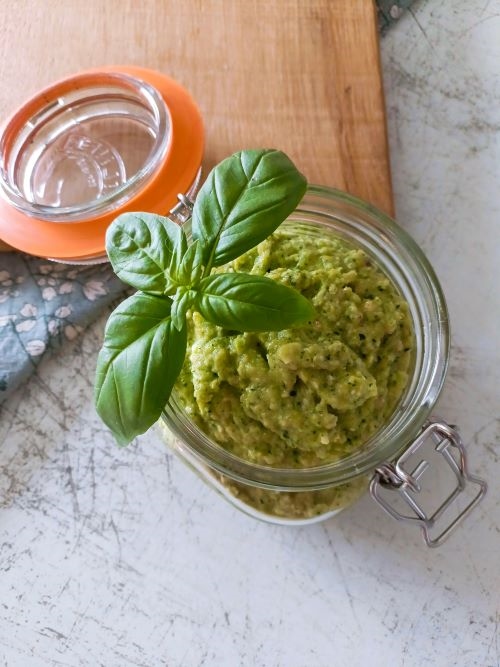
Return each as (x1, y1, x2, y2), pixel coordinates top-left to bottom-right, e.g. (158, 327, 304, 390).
(174, 224, 414, 470)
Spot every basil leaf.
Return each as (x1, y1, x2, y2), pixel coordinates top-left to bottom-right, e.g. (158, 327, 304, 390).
(194, 273, 315, 332)
(106, 213, 187, 295)
(94, 292, 186, 445)
(176, 239, 204, 286)
(192, 149, 307, 268)
(171, 288, 193, 331)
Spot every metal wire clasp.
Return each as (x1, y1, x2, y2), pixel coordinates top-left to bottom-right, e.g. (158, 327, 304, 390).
(169, 193, 195, 224)
(369, 419, 487, 547)
(168, 167, 201, 224)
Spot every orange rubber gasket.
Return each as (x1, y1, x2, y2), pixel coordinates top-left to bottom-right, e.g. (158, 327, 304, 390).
(0, 66, 204, 259)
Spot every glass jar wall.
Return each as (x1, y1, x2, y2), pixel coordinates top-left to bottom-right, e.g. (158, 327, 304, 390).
(161, 186, 449, 525)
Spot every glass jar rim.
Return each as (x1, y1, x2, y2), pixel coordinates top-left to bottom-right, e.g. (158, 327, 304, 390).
(162, 185, 450, 490)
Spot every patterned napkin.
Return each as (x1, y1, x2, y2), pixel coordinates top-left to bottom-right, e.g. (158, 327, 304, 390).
(376, 0, 417, 33)
(0, 0, 414, 404)
(0, 255, 127, 402)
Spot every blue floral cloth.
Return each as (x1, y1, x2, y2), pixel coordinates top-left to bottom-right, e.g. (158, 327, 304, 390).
(0, 254, 126, 403)
(376, 0, 416, 33)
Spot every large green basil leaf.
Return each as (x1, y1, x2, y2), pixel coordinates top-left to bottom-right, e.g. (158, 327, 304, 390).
(194, 273, 315, 332)
(94, 292, 186, 445)
(191, 149, 307, 268)
(106, 213, 187, 295)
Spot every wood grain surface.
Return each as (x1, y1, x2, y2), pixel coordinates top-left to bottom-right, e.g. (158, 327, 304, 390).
(0, 0, 392, 253)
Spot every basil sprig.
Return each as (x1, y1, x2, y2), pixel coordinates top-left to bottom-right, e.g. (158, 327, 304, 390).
(95, 149, 314, 445)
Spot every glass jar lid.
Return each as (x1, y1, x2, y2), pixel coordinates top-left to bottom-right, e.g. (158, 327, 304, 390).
(0, 66, 204, 260)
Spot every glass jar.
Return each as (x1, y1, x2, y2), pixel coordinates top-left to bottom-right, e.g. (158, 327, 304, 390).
(161, 186, 486, 546)
(0, 67, 203, 262)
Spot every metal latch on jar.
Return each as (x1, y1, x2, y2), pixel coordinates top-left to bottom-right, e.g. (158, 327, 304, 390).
(369, 419, 487, 547)
(168, 169, 201, 224)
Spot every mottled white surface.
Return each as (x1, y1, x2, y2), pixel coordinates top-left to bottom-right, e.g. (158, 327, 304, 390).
(1, 2, 499, 665)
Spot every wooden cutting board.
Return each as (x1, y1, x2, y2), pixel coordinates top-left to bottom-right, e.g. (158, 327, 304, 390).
(0, 0, 392, 252)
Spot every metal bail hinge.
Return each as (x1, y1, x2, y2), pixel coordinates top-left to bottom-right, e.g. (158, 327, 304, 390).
(168, 167, 202, 224)
(169, 193, 195, 224)
(369, 419, 487, 547)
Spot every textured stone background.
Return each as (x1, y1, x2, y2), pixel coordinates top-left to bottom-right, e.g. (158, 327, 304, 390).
(1, 2, 499, 665)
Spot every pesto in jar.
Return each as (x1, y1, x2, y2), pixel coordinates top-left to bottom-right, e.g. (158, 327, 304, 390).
(174, 223, 414, 472)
